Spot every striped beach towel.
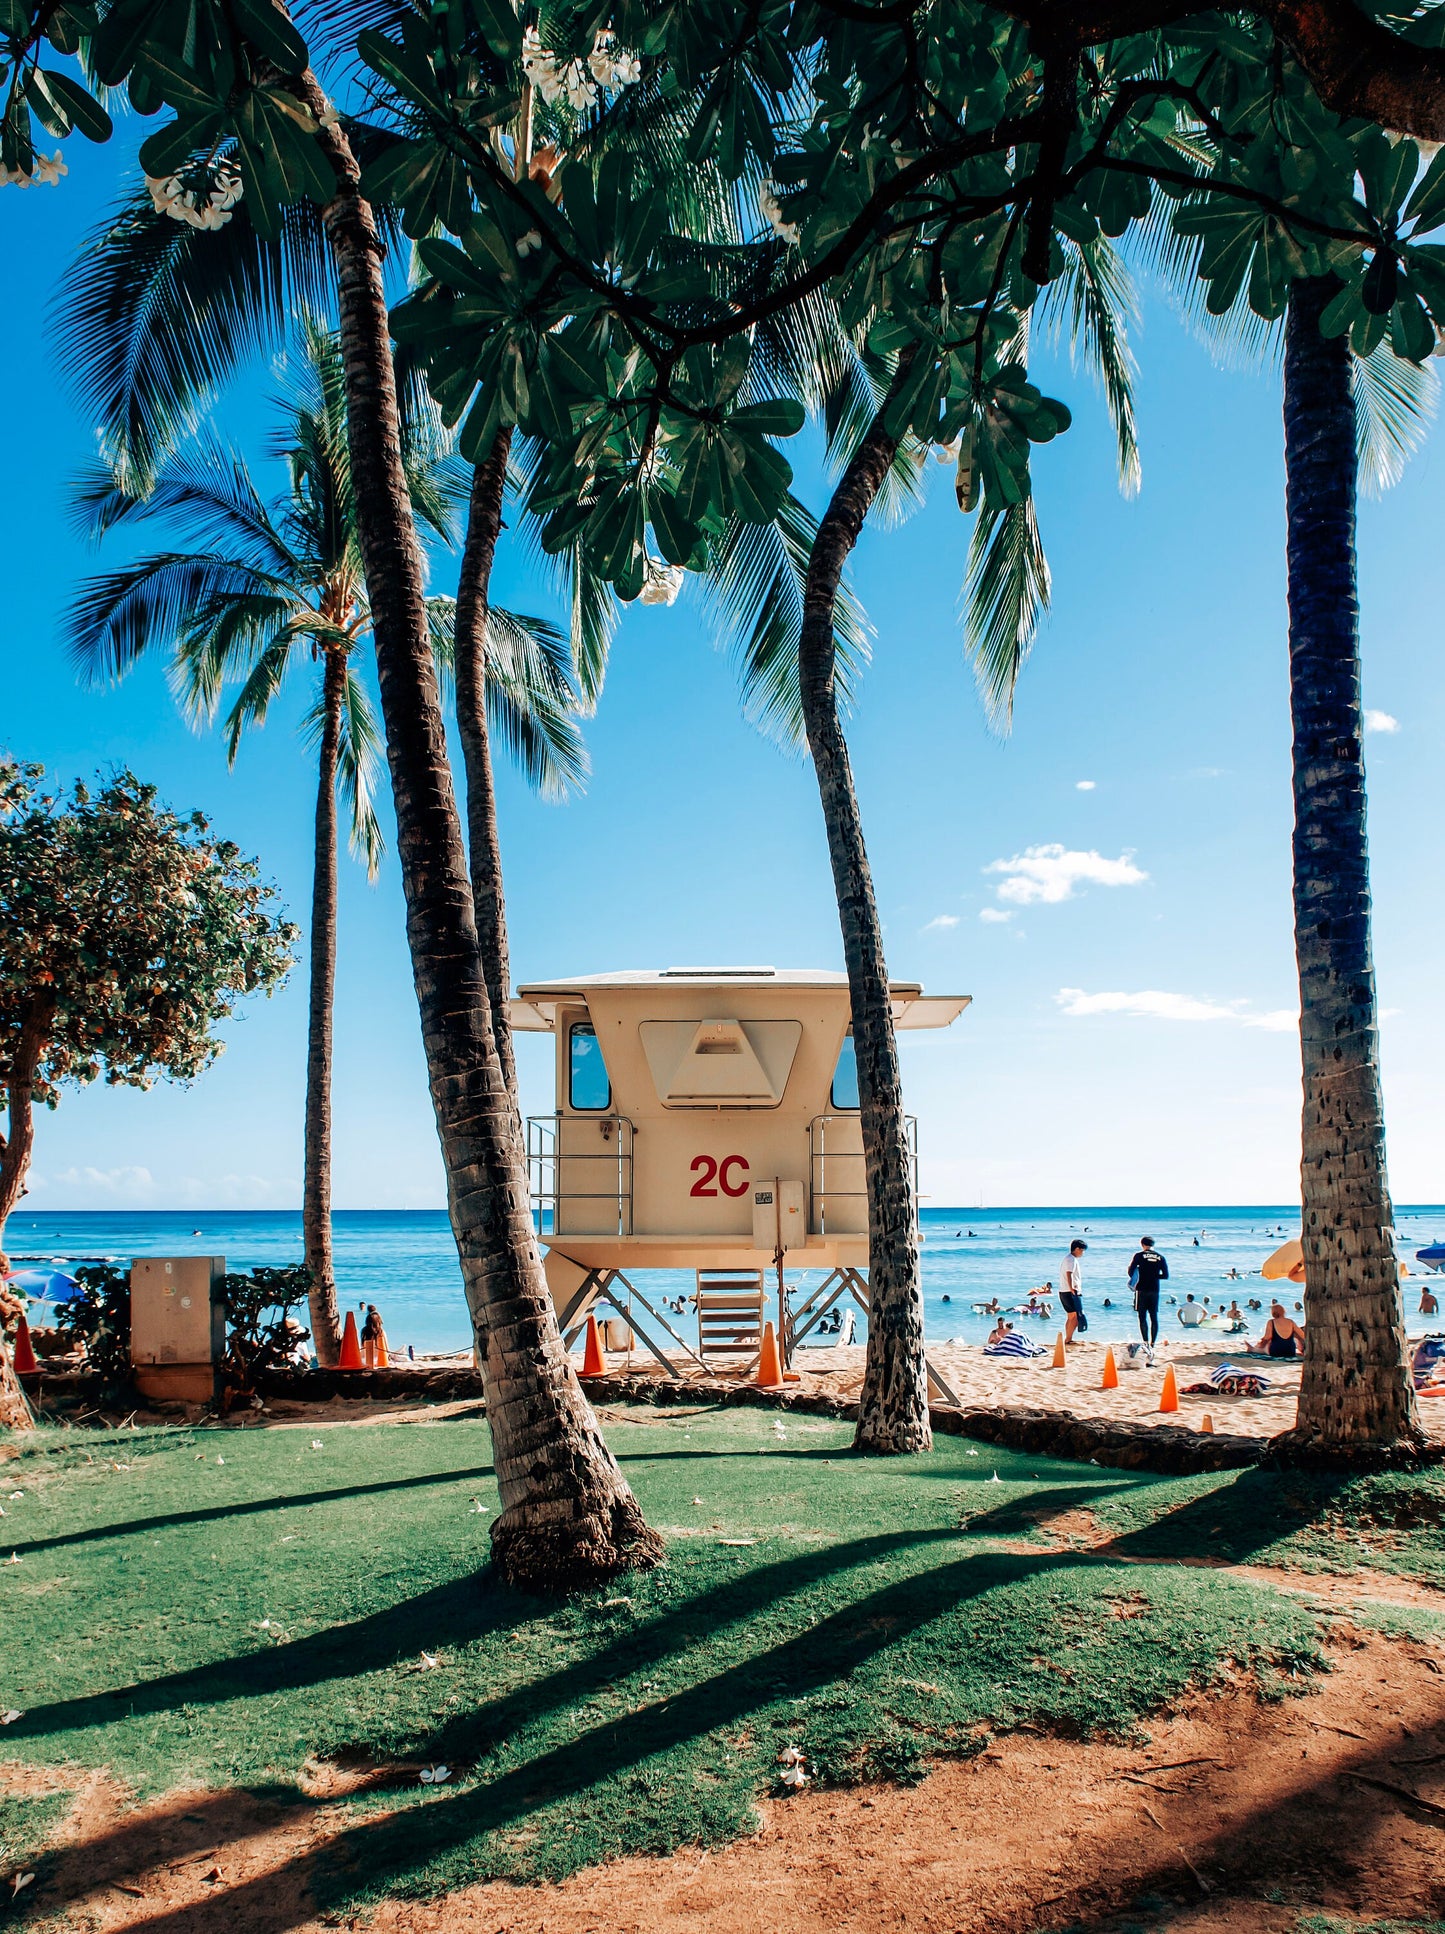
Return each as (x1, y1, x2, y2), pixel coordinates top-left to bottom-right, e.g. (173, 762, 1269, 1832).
(1208, 1362, 1271, 1396)
(984, 1333, 1046, 1359)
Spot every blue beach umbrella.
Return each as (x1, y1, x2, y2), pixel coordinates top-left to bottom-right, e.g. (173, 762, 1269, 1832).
(4, 1269, 82, 1303)
(1416, 1246, 1445, 1273)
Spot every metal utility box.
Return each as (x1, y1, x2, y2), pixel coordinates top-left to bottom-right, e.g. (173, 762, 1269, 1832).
(751, 1177, 807, 1254)
(131, 1256, 226, 1403)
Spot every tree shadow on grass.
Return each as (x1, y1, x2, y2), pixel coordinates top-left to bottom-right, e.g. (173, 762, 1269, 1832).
(1102, 1466, 1355, 1568)
(8, 1525, 959, 1754)
(4, 1463, 497, 1559)
(28, 1541, 1078, 1931)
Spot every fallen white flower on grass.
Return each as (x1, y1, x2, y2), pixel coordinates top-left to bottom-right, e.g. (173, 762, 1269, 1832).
(418, 1652, 441, 1671)
(216, 1457, 225, 1466)
(310, 1440, 324, 1450)
(777, 1745, 809, 1788)
(691, 1496, 704, 1506)
(7, 1555, 20, 1565)
(988, 1473, 1002, 1484)
(717, 1538, 756, 1547)
(10, 1872, 33, 1895)
(0, 1711, 21, 1726)
(470, 1500, 485, 1514)
(965, 1448, 980, 1458)
(419, 1764, 451, 1784)
(9, 1492, 23, 1500)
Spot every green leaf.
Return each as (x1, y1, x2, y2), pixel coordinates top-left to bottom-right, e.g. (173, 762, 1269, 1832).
(1406, 142, 1445, 231)
(650, 489, 706, 569)
(728, 399, 806, 438)
(33, 68, 111, 140)
(230, 0, 308, 73)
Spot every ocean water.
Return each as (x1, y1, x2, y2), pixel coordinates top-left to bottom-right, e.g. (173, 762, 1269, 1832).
(7, 1204, 1445, 1357)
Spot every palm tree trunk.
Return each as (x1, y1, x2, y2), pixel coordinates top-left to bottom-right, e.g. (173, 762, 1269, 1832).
(453, 427, 518, 1102)
(307, 89, 662, 1585)
(303, 648, 346, 1367)
(1276, 276, 1423, 1462)
(800, 359, 930, 1455)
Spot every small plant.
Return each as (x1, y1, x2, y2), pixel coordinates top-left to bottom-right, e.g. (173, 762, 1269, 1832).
(53, 1264, 132, 1392)
(222, 1264, 312, 1390)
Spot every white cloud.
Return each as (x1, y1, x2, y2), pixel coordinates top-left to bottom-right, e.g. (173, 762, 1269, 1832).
(978, 907, 1014, 925)
(1056, 988, 1297, 1032)
(921, 914, 960, 933)
(986, 844, 1147, 906)
(1365, 709, 1400, 735)
(1075, 780, 1096, 791)
(48, 1165, 156, 1195)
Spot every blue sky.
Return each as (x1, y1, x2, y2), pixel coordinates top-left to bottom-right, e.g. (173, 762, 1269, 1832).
(8, 130, 1444, 1211)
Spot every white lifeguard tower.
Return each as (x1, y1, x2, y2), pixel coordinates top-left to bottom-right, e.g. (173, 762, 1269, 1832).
(510, 967, 969, 1390)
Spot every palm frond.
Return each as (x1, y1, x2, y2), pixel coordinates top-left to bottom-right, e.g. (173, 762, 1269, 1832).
(69, 441, 298, 576)
(64, 554, 294, 685)
(483, 609, 589, 799)
(55, 189, 337, 497)
(707, 494, 873, 747)
(217, 636, 297, 761)
(963, 499, 1051, 731)
(172, 599, 312, 722)
(1040, 236, 1142, 497)
(1353, 343, 1439, 497)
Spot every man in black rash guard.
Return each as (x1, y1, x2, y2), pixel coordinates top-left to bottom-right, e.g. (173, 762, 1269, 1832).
(1128, 1237, 1169, 1351)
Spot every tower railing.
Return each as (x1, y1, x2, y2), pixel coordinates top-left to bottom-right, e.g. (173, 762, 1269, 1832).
(527, 1113, 635, 1237)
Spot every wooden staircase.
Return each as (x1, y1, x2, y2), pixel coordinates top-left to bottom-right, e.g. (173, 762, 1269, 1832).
(695, 1269, 766, 1373)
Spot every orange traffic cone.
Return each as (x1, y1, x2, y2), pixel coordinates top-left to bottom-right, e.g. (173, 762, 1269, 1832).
(1159, 1364, 1179, 1413)
(1201, 1412, 1215, 1434)
(1101, 1345, 1118, 1390)
(580, 1312, 606, 1378)
(1051, 1332, 1066, 1369)
(338, 1310, 363, 1370)
(756, 1321, 783, 1389)
(11, 1318, 38, 1378)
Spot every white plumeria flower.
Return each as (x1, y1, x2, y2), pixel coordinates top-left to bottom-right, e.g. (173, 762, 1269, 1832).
(516, 228, 543, 257)
(317, 100, 341, 129)
(10, 1872, 34, 1895)
(419, 1764, 451, 1784)
(778, 1744, 810, 1787)
(758, 183, 800, 245)
(638, 559, 685, 606)
(0, 1711, 20, 1725)
(34, 151, 67, 185)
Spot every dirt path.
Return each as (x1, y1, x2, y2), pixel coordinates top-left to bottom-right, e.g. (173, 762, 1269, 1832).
(13, 1618, 1445, 1934)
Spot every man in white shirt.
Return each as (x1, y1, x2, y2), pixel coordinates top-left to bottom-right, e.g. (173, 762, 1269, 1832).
(1061, 1240, 1087, 1343)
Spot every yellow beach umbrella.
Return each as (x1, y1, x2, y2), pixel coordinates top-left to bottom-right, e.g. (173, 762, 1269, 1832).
(1261, 1237, 1306, 1283)
(1261, 1235, 1408, 1283)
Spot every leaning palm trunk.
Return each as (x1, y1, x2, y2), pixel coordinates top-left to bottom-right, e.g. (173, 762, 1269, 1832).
(303, 647, 346, 1366)
(305, 87, 662, 1585)
(1277, 277, 1422, 1460)
(452, 427, 519, 1102)
(800, 363, 930, 1455)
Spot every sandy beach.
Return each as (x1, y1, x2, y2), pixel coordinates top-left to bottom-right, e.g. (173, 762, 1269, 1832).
(580, 1332, 1445, 1441)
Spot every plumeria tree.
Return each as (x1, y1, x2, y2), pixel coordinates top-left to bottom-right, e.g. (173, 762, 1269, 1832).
(0, 762, 296, 1257)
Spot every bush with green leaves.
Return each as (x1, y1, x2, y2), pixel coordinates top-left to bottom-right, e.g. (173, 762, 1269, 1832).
(220, 1263, 312, 1388)
(52, 1263, 131, 1390)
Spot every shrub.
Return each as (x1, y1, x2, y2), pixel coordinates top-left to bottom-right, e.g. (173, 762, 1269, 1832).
(53, 1264, 132, 1391)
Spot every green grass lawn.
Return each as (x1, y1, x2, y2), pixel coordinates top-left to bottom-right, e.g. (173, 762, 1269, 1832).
(0, 1401, 1421, 1909)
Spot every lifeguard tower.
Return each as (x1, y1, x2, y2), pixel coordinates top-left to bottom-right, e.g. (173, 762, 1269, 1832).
(510, 967, 969, 1391)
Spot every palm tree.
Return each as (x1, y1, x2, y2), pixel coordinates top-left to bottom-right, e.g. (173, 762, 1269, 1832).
(65, 320, 585, 1370)
(56, 119, 670, 1588)
(1274, 279, 1423, 1459)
